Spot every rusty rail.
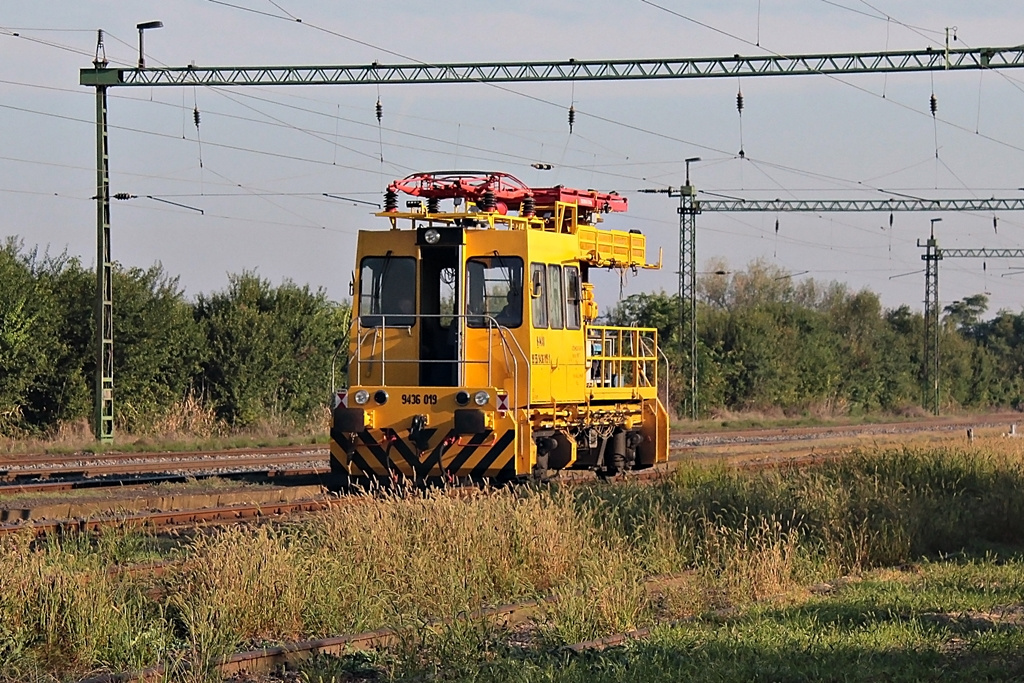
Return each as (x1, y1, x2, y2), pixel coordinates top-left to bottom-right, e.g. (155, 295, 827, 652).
(79, 572, 696, 682)
(0, 495, 343, 538)
(0, 452, 327, 482)
(0, 466, 329, 495)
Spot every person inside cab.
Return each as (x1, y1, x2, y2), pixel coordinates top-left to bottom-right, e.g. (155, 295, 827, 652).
(496, 288, 522, 327)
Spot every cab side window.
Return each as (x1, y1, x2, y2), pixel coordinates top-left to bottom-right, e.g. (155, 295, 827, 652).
(531, 262, 548, 328)
(547, 264, 564, 329)
(565, 266, 582, 330)
(466, 256, 524, 328)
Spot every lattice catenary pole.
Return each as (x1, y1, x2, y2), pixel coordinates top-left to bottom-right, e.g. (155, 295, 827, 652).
(81, 43, 1024, 439)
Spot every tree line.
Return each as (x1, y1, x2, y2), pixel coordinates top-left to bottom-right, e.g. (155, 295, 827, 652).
(3, 238, 1022, 437)
(609, 259, 1024, 418)
(0, 239, 349, 436)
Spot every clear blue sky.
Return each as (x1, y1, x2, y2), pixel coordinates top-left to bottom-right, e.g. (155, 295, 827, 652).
(3, 1, 1024, 314)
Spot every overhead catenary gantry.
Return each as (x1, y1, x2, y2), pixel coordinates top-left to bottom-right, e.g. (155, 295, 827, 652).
(82, 36, 1024, 440)
(917, 234, 1024, 416)
(642, 193, 1024, 419)
(81, 45, 1024, 87)
(697, 198, 1024, 212)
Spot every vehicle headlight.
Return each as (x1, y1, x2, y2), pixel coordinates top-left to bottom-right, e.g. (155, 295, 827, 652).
(374, 390, 389, 405)
(455, 390, 470, 406)
(473, 390, 490, 406)
(353, 389, 370, 405)
(424, 228, 441, 245)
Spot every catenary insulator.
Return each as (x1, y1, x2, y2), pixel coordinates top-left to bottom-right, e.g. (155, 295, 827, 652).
(193, 106, 200, 128)
(481, 190, 496, 212)
(775, 217, 779, 233)
(384, 188, 398, 212)
(521, 196, 536, 217)
(426, 197, 440, 214)
(736, 90, 744, 113)
(889, 212, 894, 229)
(930, 94, 937, 116)
(568, 105, 576, 133)
(375, 99, 382, 123)
(993, 216, 999, 233)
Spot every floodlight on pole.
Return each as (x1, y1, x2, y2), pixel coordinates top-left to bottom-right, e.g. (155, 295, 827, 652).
(684, 157, 701, 186)
(136, 21, 163, 69)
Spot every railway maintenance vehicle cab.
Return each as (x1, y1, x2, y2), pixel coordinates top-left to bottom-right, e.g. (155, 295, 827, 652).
(331, 171, 669, 481)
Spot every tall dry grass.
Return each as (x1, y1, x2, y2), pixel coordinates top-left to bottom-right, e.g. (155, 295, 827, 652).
(3, 437, 1024, 680)
(0, 398, 329, 456)
(0, 532, 170, 681)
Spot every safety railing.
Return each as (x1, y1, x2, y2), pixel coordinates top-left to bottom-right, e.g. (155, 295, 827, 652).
(585, 325, 659, 389)
(351, 313, 528, 410)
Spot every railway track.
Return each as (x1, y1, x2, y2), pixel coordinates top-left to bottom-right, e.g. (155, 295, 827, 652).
(670, 413, 1019, 450)
(0, 466, 329, 495)
(0, 443, 324, 467)
(79, 572, 694, 683)
(3, 413, 1011, 484)
(0, 446, 327, 480)
(1, 414, 1015, 538)
(49, 414, 1020, 682)
(0, 445, 331, 496)
(6, 495, 342, 538)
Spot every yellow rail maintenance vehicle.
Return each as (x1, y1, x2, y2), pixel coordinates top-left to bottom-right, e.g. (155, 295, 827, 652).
(331, 171, 669, 482)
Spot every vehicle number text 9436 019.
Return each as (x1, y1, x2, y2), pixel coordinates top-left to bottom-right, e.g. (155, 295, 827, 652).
(401, 393, 437, 405)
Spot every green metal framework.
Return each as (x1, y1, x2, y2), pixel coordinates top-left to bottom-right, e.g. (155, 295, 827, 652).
(638, 183, 699, 419)
(80, 42, 1024, 440)
(918, 245, 1024, 414)
(939, 248, 1024, 258)
(699, 198, 1024, 212)
(919, 233, 942, 415)
(93, 60, 114, 442)
(80, 45, 1024, 87)
(679, 187, 699, 420)
(698, 199, 1024, 415)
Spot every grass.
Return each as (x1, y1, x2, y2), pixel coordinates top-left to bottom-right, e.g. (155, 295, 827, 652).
(1, 436, 1023, 681)
(356, 552, 1023, 683)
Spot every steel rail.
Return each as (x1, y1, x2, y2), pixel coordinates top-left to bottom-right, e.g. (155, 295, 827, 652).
(79, 572, 693, 683)
(0, 444, 326, 468)
(6, 417, 1011, 538)
(80, 45, 1024, 87)
(0, 496, 342, 538)
(0, 467, 328, 494)
(0, 453, 328, 481)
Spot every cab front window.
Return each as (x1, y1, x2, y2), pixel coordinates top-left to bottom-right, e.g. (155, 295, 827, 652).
(359, 255, 416, 327)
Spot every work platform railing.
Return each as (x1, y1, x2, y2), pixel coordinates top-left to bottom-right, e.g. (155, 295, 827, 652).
(585, 326, 660, 391)
(351, 313, 528, 410)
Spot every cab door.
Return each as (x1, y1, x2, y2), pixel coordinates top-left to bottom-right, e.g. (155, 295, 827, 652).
(463, 253, 525, 392)
(353, 251, 418, 386)
(418, 244, 459, 386)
